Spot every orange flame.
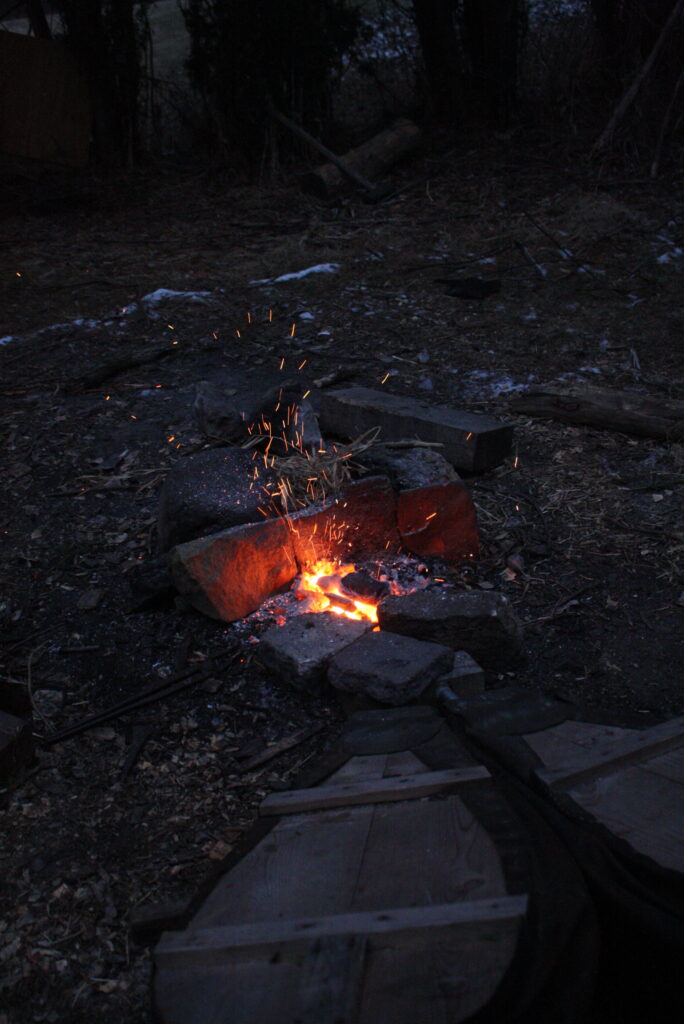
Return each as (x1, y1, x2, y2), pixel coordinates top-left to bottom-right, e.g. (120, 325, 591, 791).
(296, 559, 378, 623)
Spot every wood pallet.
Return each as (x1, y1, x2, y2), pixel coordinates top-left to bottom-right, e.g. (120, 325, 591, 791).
(154, 706, 596, 1023)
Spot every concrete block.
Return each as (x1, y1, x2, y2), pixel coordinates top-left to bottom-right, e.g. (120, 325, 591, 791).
(327, 630, 454, 704)
(259, 612, 372, 689)
(377, 589, 524, 669)
(319, 387, 513, 473)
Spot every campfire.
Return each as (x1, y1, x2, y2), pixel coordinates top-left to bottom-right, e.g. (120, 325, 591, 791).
(294, 560, 380, 622)
(164, 314, 514, 626)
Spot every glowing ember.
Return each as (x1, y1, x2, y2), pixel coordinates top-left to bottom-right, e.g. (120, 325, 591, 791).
(295, 559, 379, 622)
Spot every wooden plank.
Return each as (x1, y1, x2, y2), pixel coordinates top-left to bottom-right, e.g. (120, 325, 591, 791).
(156, 895, 528, 967)
(155, 962, 299, 1024)
(318, 387, 513, 474)
(524, 720, 639, 768)
(641, 746, 684, 785)
(155, 918, 522, 1024)
(350, 797, 507, 913)
(297, 936, 367, 1024)
(569, 766, 684, 872)
(325, 754, 389, 784)
(358, 917, 521, 1024)
(384, 750, 429, 776)
(260, 767, 490, 816)
(191, 807, 375, 929)
(536, 717, 684, 789)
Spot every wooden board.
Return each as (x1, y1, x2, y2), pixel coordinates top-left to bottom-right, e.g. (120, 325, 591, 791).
(155, 707, 528, 1024)
(527, 717, 684, 873)
(157, 897, 528, 965)
(534, 716, 684, 788)
(155, 915, 523, 1024)
(260, 766, 490, 816)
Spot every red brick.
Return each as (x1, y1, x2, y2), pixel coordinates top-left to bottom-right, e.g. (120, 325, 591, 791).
(288, 476, 400, 568)
(171, 517, 297, 622)
(397, 481, 480, 563)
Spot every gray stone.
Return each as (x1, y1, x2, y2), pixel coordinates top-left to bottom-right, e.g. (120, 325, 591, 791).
(157, 447, 278, 551)
(171, 517, 297, 622)
(193, 378, 305, 443)
(359, 445, 460, 490)
(319, 387, 514, 473)
(436, 650, 485, 698)
(284, 399, 322, 453)
(327, 630, 454, 704)
(259, 613, 371, 689)
(377, 589, 524, 669)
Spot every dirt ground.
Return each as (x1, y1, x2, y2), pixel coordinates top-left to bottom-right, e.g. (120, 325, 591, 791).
(1, 134, 683, 1023)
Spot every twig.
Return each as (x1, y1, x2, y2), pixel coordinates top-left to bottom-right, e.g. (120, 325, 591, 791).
(523, 210, 597, 278)
(382, 439, 445, 449)
(40, 648, 239, 745)
(524, 585, 597, 627)
(239, 721, 325, 773)
(26, 642, 50, 730)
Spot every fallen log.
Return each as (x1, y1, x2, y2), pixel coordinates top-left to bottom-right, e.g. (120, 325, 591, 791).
(509, 385, 684, 441)
(69, 342, 181, 391)
(300, 119, 421, 199)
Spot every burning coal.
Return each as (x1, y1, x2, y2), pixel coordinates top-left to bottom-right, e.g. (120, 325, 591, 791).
(293, 560, 381, 622)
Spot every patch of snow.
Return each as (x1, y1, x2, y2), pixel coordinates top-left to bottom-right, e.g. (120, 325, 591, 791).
(251, 263, 341, 285)
(0, 335, 14, 346)
(141, 288, 213, 304)
(522, 310, 538, 321)
(298, 311, 315, 321)
(419, 377, 434, 391)
(656, 247, 683, 264)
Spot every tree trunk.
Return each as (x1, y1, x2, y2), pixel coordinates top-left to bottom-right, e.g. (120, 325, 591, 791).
(462, 0, 525, 125)
(412, 0, 464, 121)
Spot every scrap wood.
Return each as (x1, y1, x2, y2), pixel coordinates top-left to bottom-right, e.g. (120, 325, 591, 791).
(239, 721, 325, 773)
(510, 385, 684, 441)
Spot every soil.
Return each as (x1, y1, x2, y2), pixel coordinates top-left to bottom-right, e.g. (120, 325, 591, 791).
(1, 134, 683, 1023)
